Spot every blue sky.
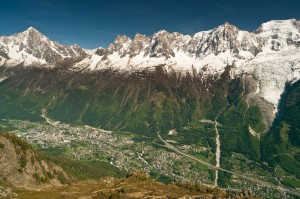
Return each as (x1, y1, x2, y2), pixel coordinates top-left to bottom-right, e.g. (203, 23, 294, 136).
(0, 0, 299, 49)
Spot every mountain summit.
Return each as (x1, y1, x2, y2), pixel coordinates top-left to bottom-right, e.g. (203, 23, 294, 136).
(0, 27, 87, 67)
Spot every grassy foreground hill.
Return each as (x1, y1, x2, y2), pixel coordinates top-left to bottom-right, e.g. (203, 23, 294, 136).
(16, 171, 261, 199)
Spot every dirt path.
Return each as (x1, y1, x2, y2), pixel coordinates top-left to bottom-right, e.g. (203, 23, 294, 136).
(214, 120, 221, 187)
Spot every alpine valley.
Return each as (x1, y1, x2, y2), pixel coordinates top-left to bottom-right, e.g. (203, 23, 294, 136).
(1, 19, 300, 198)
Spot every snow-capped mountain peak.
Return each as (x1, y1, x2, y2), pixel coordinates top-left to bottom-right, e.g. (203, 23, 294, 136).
(108, 35, 131, 56)
(256, 19, 299, 34)
(0, 27, 87, 67)
(215, 21, 239, 32)
(153, 30, 170, 37)
(25, 26, 43, 35)
(23, 27, 44, 39)
(255, 19, 300, 51)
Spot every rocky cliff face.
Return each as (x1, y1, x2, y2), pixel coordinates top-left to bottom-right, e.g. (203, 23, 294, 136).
(0, 133, 69, 190)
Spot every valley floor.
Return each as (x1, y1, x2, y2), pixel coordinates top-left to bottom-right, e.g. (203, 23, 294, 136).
(1, 118, 300, 198)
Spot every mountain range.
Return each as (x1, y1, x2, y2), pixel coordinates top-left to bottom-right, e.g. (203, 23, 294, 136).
(1, 20, 300, 112)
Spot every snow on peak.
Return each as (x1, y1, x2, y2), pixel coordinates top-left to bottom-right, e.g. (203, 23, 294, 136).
(113, 35, 131, 43)
(256, 19, 298, 33)
(154, 30, 170, 36)
(255, 19, 300, 52)
(27, 26, 37, 31)
(217, 21, 239, 31)
(133, 33, 148, 39)
(25, 26, 41, 33)
(108, 35, 132, 55)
